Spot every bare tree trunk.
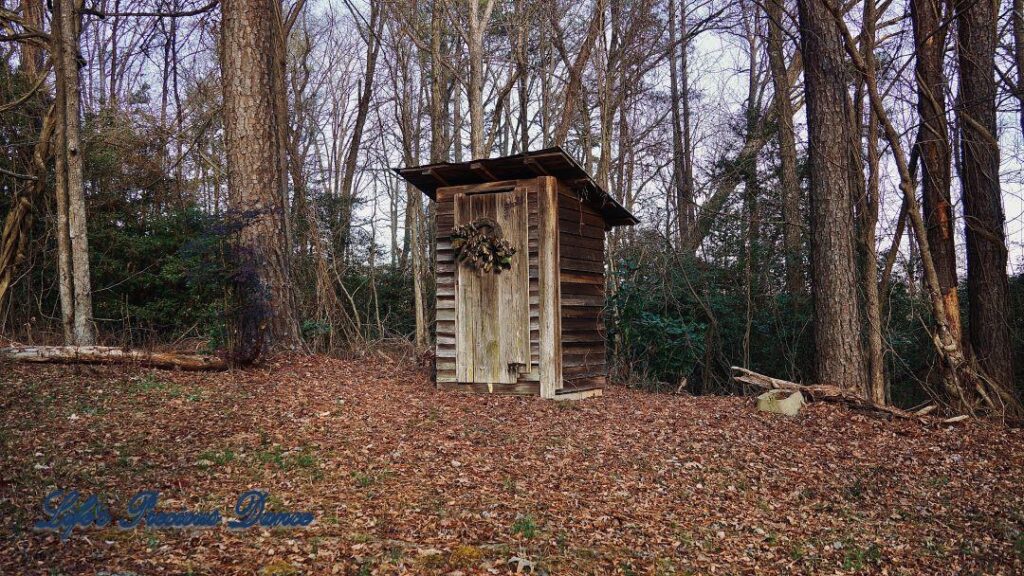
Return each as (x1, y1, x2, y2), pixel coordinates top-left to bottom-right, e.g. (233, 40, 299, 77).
(54, 0, 96, 345)
(515, 1, 529, 152)
(765, 0, 803, 294)
(911, 0, 961, 344)
(52, 15, 75, 343)
(857, 0, 886, 404)
(409, 183, 427, 349)
(796, 0, 868, 391)
(270, 0, 296, 259)
(465, 0, 496, 159)
(668, 0, 695, 245)
(338, 1, 383, 258)
(955, 0, 1016, 394)
(1, 345, 227, 371)
(221, 0, 300, 347)
(430, 0, 447, 163)
(1014, 0, 1024, 137)
(18, 0, 44, 75)
(551, 0, 606, 147)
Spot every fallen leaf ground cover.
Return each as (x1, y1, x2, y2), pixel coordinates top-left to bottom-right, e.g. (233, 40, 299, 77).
(1, 355, 1023, 575)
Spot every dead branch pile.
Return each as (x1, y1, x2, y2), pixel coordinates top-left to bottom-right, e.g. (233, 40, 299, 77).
(732, 366, 921, 419)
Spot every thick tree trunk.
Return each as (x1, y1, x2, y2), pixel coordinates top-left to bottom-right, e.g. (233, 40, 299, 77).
(766, 0, 803, 294)
(221, 0, 300, 347)
(911, 0, 961, 343)
(797, 0, 868, 391)
(956, 0, 1016, 393)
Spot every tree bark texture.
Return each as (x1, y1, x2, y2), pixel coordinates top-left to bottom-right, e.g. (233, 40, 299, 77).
(221, 0, 300, 347)
(797, 0, 868, 391)
(766, 0, 803, 294)
(956, 0, 1015, 393)
(911, 0, 961, 343)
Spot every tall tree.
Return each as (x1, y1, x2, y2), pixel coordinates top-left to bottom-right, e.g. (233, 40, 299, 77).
(18, 0, 44, 75)
(955, 0, 1015, 392)
(669, 0, 696, 245)
(465, 0, 497, 158)
(1014, 0, 1024, 136)
(796, 0, 867, 390)
(765, 0, 802, 294)
(911, 0, 960, 343)
(853, 0, 885, 403)
(53, 0, 96, 345)
(221, 0, 300, 347)
(338, 0, 383, 260)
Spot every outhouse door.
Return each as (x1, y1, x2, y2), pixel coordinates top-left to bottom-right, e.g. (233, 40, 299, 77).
(454, 187, 531, 384)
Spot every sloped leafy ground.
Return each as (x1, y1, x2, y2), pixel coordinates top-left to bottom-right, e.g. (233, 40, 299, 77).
(1, 355, 1023, 575)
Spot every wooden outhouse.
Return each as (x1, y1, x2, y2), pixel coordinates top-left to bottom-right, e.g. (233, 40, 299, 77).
(395, 147, 637, 399)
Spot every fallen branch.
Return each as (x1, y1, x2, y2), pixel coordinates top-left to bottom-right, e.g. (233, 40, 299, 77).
(1, 346, 227, 371)
(732, 366, 917, 419)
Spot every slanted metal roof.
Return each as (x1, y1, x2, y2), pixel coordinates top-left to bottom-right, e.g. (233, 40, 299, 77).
(393, 146, 638, 227)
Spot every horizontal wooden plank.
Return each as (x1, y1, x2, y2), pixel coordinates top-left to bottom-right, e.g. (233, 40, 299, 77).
(438, 381, 540, 395)
(561, 331, 605, 344)
(562, 306, 603, 318)
(560, 258, 604, 274)
(436, 179, 535, 198)
(557, 242, 604, 261)
(561, 295, 605, 307)
(561, 375, 607, 389)
(563, 365, 607, 377)
(560, 282, 605, 296)
(559, 206, 606, 228)
(563, 317, 603, 331)
(562, 341, 606, 354)
(561, 228, 606, 247)
(560, 272, 604, 285)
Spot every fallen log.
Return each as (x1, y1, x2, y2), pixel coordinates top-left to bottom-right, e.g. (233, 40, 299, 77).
(0, 345, 227, 371)
(732, 366, 917, 419)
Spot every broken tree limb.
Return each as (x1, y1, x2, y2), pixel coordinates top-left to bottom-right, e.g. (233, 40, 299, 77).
(732, 366, 918, 419)
(0, 346, 227, 371)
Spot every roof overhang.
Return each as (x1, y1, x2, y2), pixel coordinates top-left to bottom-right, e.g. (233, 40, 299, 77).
(393, 146, 639, 227)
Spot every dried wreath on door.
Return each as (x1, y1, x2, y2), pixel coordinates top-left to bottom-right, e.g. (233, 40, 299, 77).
(451, 218, 517, 274)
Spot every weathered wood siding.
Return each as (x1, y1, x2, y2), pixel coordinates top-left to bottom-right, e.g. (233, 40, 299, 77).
(432, 176, 608, 395)
(434, 178, 545, 394)
(454, 189, 529, 384)
(557, 181, 608, 389)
